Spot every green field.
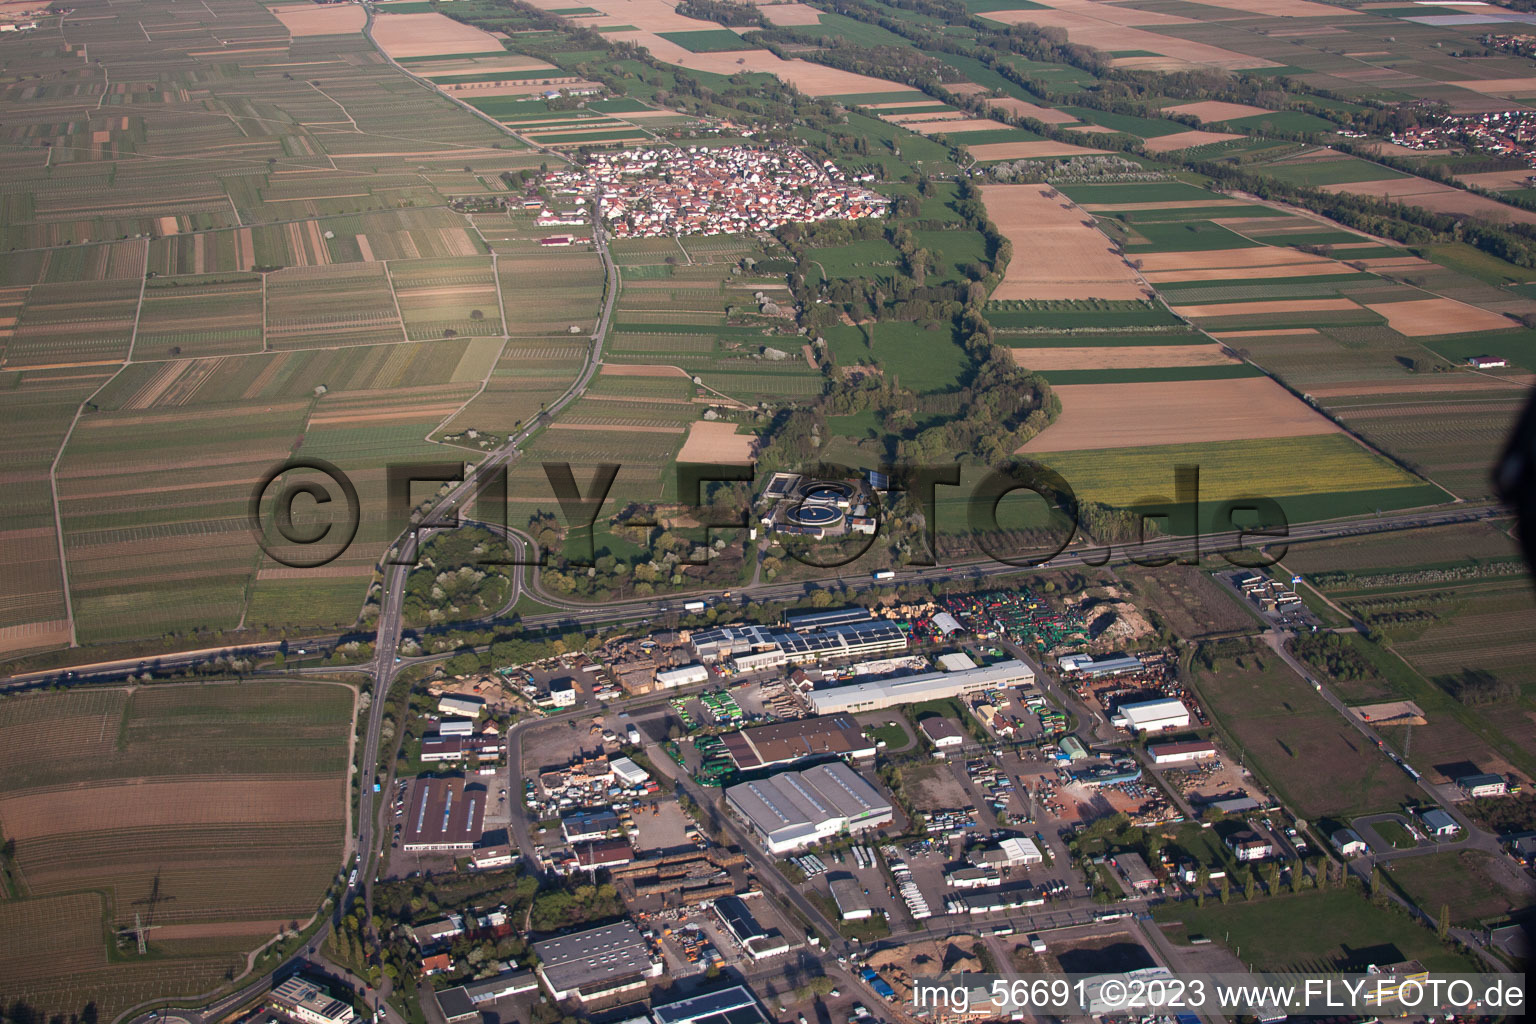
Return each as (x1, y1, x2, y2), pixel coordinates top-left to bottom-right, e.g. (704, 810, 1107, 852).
(825, 320, 971, 392)
(658, 29, 757, 52)
(1155, 888, 1480, 972)
(1038, 364, 1264, 385)
(1220, 110, 1341, 134)
(1034, 434, 1436, 533)
(1252, 157, 1408, 187)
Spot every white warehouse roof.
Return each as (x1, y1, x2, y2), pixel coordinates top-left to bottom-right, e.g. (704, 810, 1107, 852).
(807, 660, 1034, 715)
(1115, 698, 1190, 733)
(725, 761, 893, 854)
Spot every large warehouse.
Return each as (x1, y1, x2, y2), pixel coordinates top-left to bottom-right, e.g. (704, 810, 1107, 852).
(1113, 698, 1191, 734)
(652, 986, 772, 1024)
(725, 761, 893, 854)
(534, 920, 662, 1003)
(806, 660, 1035, 715)
(719, 713, 876, 770)
(689, 617, 908, 666)
(403, 777, 486, 852)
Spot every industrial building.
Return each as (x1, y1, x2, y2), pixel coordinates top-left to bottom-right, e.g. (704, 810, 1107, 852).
(1057, 653, 1143, 678)
(1112, 698, 1190, 734)
(270, 977, 356, 1024)
(828, 874, 874, 920)
(611, 756, 649, 786)
(1457, 773, 1507, 798)
(656, 663, 710, 688)
(712, 896, 789, 961)
(533, 921, 662, 1003)
(652, 985, 773, 1024)
(690, 618, 908, 667)
(1057, 735, 1089, 762)
(785, 607, 877, 632)
(469, 846, 514, 870)
(1114, 851, 1157, 891)
(719, 714, 875, 770)
(1147, 740, 1217, 765)
(573, 838, 634, 871)
(422, 733, 506, 763)
(403, 777, 486, 851)
(945, 866, 1001, 889)
(1420, 808, 1461, 837)
(435, 988, 480, 1024)
(562, 809, 623, 843)
(999, 836, 1043, 866)
(920, 717, 966, 750)
(725, 761, 893, 854)
(439, 694, 486, 717)
(436, 970, 540, 1014)
(549, 679, 576, 707)
(806, 660, 1035, 715)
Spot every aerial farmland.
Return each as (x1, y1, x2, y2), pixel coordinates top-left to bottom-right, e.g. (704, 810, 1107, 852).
(1, 0, 1536, 1013)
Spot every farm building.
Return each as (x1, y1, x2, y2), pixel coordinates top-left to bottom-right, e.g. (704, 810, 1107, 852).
(534, 921, 662, 1002)
(719, 714, 875, 770)
(712, 896, 790, 962)
(806, 660, 1034, 715)
(1420, 808, 1461, 837)
(657, 663, 710, 688)
(1331, 828, 1368, 857)
(920, 717, 967, 750)
(1147, 740, 1217, 765)
(1457, 773, 1507, 798)
(403, 777, 486, 852)
(828, 874, 875, 919)
(652, 985, 773, 1024)
(725, 761, 893, 854)
(270, 976, 356, 1024)
(1113, 698, 1190, 734)
(1113, 852, 1158, 891)
(1467, 355, 1509, 369)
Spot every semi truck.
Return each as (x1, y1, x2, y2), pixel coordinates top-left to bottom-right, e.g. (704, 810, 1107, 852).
(872, 570, 895, 581)
(683, 600, 707, 614)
